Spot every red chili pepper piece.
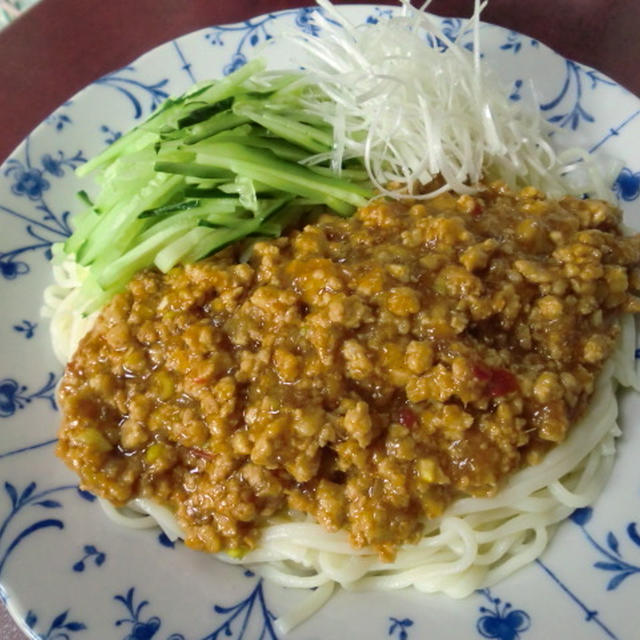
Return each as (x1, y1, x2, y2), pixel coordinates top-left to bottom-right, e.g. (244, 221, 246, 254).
(473, 363, 518, 397)
(487, 368, 519, 397)
(472, 362, 492, 382)
(471, 200, 484, 217)
(397, 407, 418, 428)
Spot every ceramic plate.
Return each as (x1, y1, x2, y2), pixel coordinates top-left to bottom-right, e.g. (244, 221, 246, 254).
(2, 5, 640, 639)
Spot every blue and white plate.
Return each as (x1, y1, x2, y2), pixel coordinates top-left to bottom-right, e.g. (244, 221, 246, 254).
(2, 5, 640, 639)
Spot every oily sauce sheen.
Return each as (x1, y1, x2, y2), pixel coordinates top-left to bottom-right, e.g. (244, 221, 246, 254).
(57, 183, 640, 560)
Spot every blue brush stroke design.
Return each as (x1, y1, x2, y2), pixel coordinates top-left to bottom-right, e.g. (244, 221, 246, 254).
(172, 40, 197, 84)
(612, 167, 640, 201)
(540, 59, 616, 130)
(45, 113, 72, 133)
(499, 30, 539, 54)
(113, 576, 278, 640)
(388, 616, 413, 640)
(157, 532, 175, 549)
(13, 319, 37, 339)
(94, 67, 170, 119)
(509, 79, 523, 102)
(440, 17, 463, 42)
(589, 109, 640, 153)
(0, 438, 58, 461)
(206, 8, 329, 76)
(72, 544, 106, 572)
(366, 7, 394, 25)
(25, 608, 87, 640)
(44, 101, 74, 132)
(205, 578, 278, 640)
(476, 589, 530, 640)
(0, 482, 78, 590)
(115, 587, 176, 640)
(100, 124, 122, 145)
(570, 507, 640, 591)
(0, 372, 58, 418)
(75, 488, 97, 503)
(1, 137, 82, 279)
(535, 559, 618, 639)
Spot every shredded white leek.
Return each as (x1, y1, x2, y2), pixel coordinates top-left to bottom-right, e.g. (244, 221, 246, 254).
(281, 0, 612, 200)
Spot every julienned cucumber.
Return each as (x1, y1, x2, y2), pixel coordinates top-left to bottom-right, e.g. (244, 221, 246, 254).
(61, 57, 374, 312)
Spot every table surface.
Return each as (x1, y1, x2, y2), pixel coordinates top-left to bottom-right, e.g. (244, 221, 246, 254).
(1, 0, 639, 636)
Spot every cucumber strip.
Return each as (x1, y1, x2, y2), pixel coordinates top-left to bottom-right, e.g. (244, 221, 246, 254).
(92, 149, 159, 212)
(154, 161, 235, 180)
(154, 226, 218, 273)
(138, 199, 202, 219)
(75, 61, 264, 178)
(136, 202, 243, 243)
(193, 142, 371, 213)
(64, 208, 101, 255)
(62, 57, 380, 315)
(182, 112, 251, 144)
(244, 71, 302, 94)
(182, 218, 263, 263)
(269, 202, 312, 227)
(75, 273, 111, 315)
(219, 178, 293, 214)
(159, 123, 254, 152)
(309, 165, 369, 181)
(252, 221, 282, 237)
(79, 174, 185, 265)
(153, 148, 196, 164)
(233, 101, 333, 153)
(176, 97, 234, 128)
(184, 185, 238, 198)
(205, 133, 309, 162)
(218, 179, 280, 196)
(261, 107, 333, 129)
(76, 128, 157, 177)
(193, 58, 267, 109)
(75, 60, 281, 179)
(160, 111, 251, 144)
(195, 196, 291, 227)
(174, 79, 216, 102)
(78, 174, 184, 265)
(256, 195, 294, 218)
(96, 220, 197, 289)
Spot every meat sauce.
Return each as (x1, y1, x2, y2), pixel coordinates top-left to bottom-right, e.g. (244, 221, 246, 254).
(56, 182, 640, 560)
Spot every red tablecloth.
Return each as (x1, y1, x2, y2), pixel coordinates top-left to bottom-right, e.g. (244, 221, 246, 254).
(1, 0, 639, 636)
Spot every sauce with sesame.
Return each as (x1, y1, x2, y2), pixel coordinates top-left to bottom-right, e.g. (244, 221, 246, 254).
(56, 183, 640, 560)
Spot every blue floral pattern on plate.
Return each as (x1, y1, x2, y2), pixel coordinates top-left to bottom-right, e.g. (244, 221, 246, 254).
(93, 67, 170, 120)
(539, 59, 617, 130)
(0, 482, 78, 582)
(24, 608, 87, 640)
(0, 138, 81, 280)
(388, 617, 413, 640)
(569, 507, 640, 591)
(112, 576, 278, 640)
(2, 5, 640, 639)
(72, 544, 106, 573)
(0, 373, 57, 418)
(13, 319, 37, 339)
(476, 589, 531, 640)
